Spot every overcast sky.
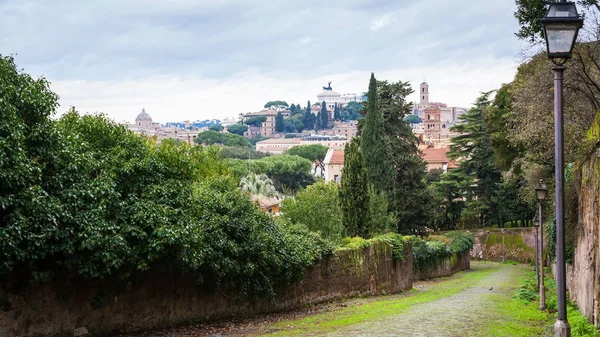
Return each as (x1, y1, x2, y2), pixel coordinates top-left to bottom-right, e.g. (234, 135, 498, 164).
(0, 0, 529, 123)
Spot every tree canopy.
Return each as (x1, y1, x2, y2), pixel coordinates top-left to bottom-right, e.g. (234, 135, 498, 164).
(227, 123, 248, 136)
(244, 116, 267, 127)
(196, 130, 251, 147)
(264, 100, 289, 110)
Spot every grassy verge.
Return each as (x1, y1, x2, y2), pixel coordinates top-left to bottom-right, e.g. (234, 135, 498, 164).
(252, 264, 498, 337)
(482, 268, 600, 337)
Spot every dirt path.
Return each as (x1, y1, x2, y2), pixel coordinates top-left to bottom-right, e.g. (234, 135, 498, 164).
(119, 262, 545, 337)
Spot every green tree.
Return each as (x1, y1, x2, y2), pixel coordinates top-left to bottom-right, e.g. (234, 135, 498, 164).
(448, 92, 502, 227)
(333, 103, 341, 121)
(244, 116, 267, 127)
(285, 144, 329, 175)
(227, 123, 248, 136)
(320, 100, 329, 129)
(339, 141, 370, 238)
(209, 124, 224, 132)
(196, 130, 251, 147)
(304, 100, 314, 130)
(405, 114, 421, 124)
(342, 101, 363, 120)
(360, 73, 390, 194)
(264, 100, 289, 110)
(281, 181, 345, 242)
(275, 111, 284, 133)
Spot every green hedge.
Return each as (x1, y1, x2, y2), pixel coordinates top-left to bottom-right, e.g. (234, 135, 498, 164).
(411, 232, 474, 270)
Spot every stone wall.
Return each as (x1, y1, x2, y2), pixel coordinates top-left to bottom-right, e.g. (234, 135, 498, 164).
(559, 136, 600, 327)
(0, 241, 416, 337)
(414, 251, 471, 281)
(470, 228, 536, 264)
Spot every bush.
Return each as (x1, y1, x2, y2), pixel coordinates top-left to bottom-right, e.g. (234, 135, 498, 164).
(338, 233, 406, 261)
(444, 231, 475, 253)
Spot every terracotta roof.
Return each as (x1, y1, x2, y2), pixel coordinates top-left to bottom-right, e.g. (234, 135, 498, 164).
(256, 197, 281, 208)
(256, 138, 301, 145)
(329, 149, 344, 165)
(422, 147, 457, 166)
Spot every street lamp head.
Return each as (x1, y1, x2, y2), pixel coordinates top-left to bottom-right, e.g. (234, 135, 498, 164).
(536, 179, 548, 201)
(539, 1, 583, 65)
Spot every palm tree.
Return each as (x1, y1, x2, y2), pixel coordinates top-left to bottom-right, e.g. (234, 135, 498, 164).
(239, 173, 277, 198)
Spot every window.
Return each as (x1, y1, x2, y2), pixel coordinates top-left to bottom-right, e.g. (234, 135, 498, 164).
(422, 88, 425, 93)
(422, 95, 425, 100)
(334, 174, 339, 182)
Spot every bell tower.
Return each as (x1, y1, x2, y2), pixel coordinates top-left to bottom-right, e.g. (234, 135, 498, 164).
(420, 82, 429, 105)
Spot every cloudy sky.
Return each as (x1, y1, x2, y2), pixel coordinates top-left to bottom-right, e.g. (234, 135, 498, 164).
(0, 0, 529, 124)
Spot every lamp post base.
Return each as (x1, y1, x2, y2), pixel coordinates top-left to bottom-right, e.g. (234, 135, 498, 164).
(554, 319, 571, 337)
(540, 284, 546, 310)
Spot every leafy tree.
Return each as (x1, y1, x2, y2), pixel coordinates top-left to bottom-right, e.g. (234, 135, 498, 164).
(209, 124, 224, 132)
(227, 123, 248, 136)
(341, 101, 363, 120)
(239, 173, 278, 198)
(228, 155, 314, 192)
(285, 144, 329, 175)
(281, 181, 345, 242)
(196, 130, 251, 147)
(320, 100, 329, 129)
(333, 103, 341, 121)
(405, 114, 421, 124)
(275, 111, 284, 133)
(284, 120, 297, 133)
(219, 146, 270, 160)
(339, 141, 370, 238)
(244, 116, 267, 127)
(264, 100, 289, 110)
(287, 114, 304, 132)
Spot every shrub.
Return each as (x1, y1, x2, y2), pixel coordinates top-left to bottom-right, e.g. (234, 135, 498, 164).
(444, 231, 475, 253)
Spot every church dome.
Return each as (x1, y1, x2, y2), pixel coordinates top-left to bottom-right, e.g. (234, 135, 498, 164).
(135, 108, 152, 121)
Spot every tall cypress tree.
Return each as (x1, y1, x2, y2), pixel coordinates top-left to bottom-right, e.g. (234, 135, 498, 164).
(340, 141, 370, 238)
(275, 111, 284, 132)
(320, 100, 329, 129)
(360, 73, 390, 193)
(304, 100, 313, 130)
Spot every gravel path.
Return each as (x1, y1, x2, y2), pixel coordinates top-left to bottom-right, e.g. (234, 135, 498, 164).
(325, 262, 524, 337)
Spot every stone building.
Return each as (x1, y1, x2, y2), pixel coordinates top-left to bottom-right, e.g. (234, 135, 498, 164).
(423, 106, 442, 143)
(242, 110, 290, 138)
(128, 108, 197, 145)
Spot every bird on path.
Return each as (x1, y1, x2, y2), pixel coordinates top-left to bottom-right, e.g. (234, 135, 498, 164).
(489, 287, 493, 291)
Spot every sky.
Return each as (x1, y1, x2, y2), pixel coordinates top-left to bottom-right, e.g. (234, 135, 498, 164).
(0, 0, 529, 124)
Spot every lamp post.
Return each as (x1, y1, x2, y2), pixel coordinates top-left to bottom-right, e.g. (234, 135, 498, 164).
(533, 214, 540, 290)
(536, 180, 548, 311)
(539, 2, 583, 336)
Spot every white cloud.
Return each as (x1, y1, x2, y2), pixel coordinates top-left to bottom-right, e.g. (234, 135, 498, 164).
(371, 13, 393, 31)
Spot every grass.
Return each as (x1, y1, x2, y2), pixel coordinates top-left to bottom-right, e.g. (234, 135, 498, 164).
(252, 265, 499, 336)
(481, 269, 600, 337)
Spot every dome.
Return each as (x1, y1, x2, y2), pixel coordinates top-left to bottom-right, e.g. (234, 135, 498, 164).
(135, 108, 152, 121)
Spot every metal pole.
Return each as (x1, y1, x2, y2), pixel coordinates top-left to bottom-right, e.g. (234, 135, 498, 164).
(502, 229, 505, 262)
(535, 224, 539, 290)
(540, 202, 546, 310)
(553, 65, 570, 336)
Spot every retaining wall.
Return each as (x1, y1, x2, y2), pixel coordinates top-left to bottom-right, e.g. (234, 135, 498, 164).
(470, 228, 536, 264)
(414, 251, 471, 281)
(1, 241, 418, 337)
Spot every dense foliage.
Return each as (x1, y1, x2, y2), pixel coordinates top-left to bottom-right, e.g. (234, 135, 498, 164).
(244, 116, 267, 127)
(228, 155, 314, 192)
(196, 130, 251, 147)
(226, 123, 248, 136)
(410, 232, 474, 270)
(280, 181, 345, 242)
(285, 144, 328, 176)
(339, 141, 371, 237)
(0, 56, 332, 299)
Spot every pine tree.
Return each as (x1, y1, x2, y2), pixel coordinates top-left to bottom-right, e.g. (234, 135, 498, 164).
(360, 73, 390, 194)
(290, 104, 296, 114)
(340, 141, 370, 238)
(320, 100, 329, 129)
(315, 110, 322, 130)
(275, 111, 284, 133)
(304, 100, 314, 130)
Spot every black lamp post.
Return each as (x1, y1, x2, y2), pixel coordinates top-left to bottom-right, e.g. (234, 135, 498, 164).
(539, 2, 583, 336)
(533, 214, 540, 290)
(536, 180, 548, 311)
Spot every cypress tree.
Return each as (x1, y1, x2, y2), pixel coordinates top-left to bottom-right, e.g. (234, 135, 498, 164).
(340, 141, 370, 238)
(334, 103, 341, 121)
(320, 100, 329, 129)
(304, 100, 313, 129)
(275, 111, 284, 132)
(360, 73, 390, 193)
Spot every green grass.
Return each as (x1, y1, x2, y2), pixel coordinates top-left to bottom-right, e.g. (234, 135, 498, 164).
(252, 265, 499, 336)
(481, 269, 600, 337)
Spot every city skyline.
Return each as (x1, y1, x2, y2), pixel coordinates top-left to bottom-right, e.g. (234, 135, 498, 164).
(1, 0, 529, 123)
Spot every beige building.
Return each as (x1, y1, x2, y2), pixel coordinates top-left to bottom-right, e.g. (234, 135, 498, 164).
(318, 121, 358, 139)
(323, 148, 344, 183)
(242, 110, 290, 138)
